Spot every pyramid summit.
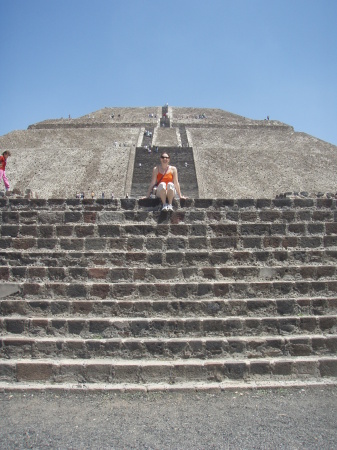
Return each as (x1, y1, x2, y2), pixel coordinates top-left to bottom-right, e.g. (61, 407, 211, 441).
(0, 106, 336, 199)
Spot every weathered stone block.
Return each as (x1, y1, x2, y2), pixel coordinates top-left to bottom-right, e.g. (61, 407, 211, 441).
(206, 211, 221, 222)
(259, 210, 280, 222)
(319, 359, 337, 377)
(241, 211, 258, 222)
(313, 211, 333, 221)
(14, 238, 36, 250)
(210, 224, 237, 236)
(197, 283, 212, 297)
(189, 237, 208, 249)
(276, 299, 296, 315)
(68, 320, 86, 335)
(250, 361, 271, 376)
(282, 237, 298, 248)
(98, 225, 120, 237)
(74, 225, 94, 237)
(324, 236, 337, 247)
(110, 268, 131, 281)
(85, 238, 106, 250)
(17, 362, 53, 381)
(55, 225, 73, 237)
(178, 267, 195, 280)
(211, 237, 238, 249)
(256, 199, 271, 208)
(0, 267, 9, 280)
(126, 237, 144, 250)
(28, 267, 47, 279)
(202, 268, 217, 279)
(308, 223, 324, 234)
(170, 224, 189, 236)
(237, 199, 255, 208)
(6, 319, 25, 334)
(226, 212, 239, 221)
(319, 316, 337, 332)
(37, 238, 57, 249)
(88, 268, 109, 280)
(48, 283, 67, 297)
(1, 225, 19, 237)
(294, 198, 314, 208)
(68, 267, 87, 279)
(60, 239, 84, 251)
(326, 223, 337, 235)
(64, 212, 82, 223)
(121, 199, 136, 210)
(113, 283, 136, 298)
(142, 239, 161, 252)
(272, 198, 292, 208)
(190, 225, 207, 236)
(282, 211, 296, 222)
(91, 284, 110, 299)
(242, 237, 261, 249)
(23, 283, 43, 296)
(38, 212, 64, 224)
(67, 284, 87, 298)
(89, 320, 110, 334)
(213, 283, 230, 297)
(2, 212, 19, 224)
(126, 252, 147, 264)
(222, 362, 247, 379)
(272, 361, 292, 376)
(125, 225, 156, 236)
(167, 238, 186, 250)
(83, 211, 97, 223)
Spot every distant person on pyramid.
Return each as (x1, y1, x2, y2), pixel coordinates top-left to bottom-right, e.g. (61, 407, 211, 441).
(0, 150, 11, 191)
(145, 152, 185, 211)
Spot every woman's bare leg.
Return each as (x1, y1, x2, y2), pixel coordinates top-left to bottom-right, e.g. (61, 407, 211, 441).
(156, 183, 167, 205)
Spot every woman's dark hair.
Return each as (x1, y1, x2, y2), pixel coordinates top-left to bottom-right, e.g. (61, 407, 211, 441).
(2, 151, 11, 156)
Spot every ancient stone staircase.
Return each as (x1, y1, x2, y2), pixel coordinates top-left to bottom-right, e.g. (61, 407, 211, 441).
(0, 196, 336, 391)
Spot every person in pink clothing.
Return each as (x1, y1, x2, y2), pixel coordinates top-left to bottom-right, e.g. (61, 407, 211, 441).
(0, 151, 11, 191)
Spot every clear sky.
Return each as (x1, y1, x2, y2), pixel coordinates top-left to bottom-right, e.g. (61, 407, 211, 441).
(1, 0, 336, 145)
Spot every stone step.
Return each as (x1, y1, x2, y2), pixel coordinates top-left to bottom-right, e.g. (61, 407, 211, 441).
(1, 197, 336, 213)
(1, 221, 337, 239)
(1, 335, 336, 360)
(1, 356, 336, 384)
(1, 249, 337, 268)
(3, 211, 336, 228)
(6, 280, 337, 300)
(2, 265, 337, 283)
(1, 235, 337, 252)
(2, 297, 336, 318)
(1, 315, 336, 338)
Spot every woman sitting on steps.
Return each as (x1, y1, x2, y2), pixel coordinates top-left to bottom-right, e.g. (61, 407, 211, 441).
(145, 152, 185, 211)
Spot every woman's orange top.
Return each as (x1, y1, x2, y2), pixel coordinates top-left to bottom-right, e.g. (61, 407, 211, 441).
(156, 168, 173, 185)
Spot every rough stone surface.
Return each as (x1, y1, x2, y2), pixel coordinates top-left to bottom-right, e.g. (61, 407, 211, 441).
(0, 106, 336, 198)
(0, 198, 337, 389)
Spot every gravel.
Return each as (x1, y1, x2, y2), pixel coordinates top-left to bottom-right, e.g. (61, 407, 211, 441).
(1, 386, 336, 449)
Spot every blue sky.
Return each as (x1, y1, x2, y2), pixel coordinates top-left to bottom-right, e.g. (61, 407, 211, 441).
(1, 0, 336, 145)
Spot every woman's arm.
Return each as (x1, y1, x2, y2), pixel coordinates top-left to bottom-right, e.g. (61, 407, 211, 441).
(172, 166, 185, 199)
(146, 166, 158, 198)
